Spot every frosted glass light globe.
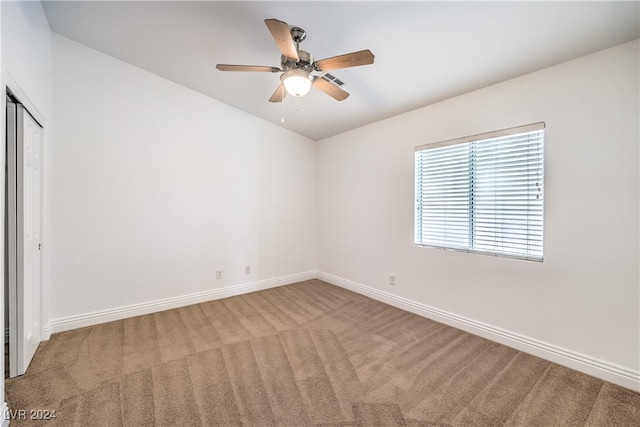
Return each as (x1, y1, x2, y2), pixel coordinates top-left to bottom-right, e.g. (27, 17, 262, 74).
(281, 70, 313, 97)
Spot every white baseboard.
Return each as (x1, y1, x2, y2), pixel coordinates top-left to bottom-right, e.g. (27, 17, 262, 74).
(317, 271, 640, 393)
(42, 323, 51, 341)
(46, 269, 639, 392)
(49, 271, 316, 334)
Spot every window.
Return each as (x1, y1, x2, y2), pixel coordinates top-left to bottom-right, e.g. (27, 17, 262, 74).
(415, 123, 545, 261)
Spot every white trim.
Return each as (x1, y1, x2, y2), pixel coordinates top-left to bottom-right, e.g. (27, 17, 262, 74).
(4, 72, 47, 127)
(1, 402, 10, 427)
(46, 269, 640, 392)
(317, 271, 640, 392)
(50, 271, 316, 334)
(42, 323, 51, 341)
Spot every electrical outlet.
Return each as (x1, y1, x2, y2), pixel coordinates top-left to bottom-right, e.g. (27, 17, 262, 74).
(245, 265, 251, 274)
(216, 270, 223, 280)
(389, 274, 396, 286)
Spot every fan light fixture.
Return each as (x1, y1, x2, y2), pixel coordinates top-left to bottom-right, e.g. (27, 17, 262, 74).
(281, 70, 313, 97)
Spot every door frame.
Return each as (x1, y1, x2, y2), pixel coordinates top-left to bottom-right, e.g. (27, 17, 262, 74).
(4, 84, 47, 377)
(5, 94, 18, 378)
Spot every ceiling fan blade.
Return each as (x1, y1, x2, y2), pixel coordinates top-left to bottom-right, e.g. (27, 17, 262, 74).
(269, 84, 287, 103)
(314, 49, 375, 71)
(313, 78, 350, 101)
(264, 18, 299, 61)
(216, 64, 281, 72)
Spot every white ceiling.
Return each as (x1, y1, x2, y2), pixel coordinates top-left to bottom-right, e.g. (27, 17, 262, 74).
(42, 1, 639, 141)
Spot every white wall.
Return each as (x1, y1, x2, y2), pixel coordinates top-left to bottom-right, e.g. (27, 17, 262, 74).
(1, 0, 52, 422)
(317, 40, 639, 390)
(50, 35, 316, 326)
(1, 1, 51, 117)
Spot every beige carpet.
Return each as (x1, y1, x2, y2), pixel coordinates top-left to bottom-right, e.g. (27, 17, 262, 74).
(5, 279, 640, 426)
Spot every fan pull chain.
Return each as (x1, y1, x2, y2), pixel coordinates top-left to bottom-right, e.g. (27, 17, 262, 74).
(281, 85, 285, 123)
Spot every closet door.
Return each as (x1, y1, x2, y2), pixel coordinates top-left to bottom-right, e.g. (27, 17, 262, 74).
(7, 101, 43, 377)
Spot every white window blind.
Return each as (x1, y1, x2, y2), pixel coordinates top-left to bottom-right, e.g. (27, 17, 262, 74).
(415, 123, 545, 261)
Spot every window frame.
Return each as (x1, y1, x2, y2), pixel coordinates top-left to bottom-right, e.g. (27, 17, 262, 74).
(414, 122, 545, 262)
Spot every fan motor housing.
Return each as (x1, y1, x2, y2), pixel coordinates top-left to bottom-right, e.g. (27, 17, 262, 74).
(281, 50, 314, 72)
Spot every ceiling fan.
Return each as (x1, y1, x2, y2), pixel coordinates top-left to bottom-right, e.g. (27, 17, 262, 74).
(216, 18, 375, 102)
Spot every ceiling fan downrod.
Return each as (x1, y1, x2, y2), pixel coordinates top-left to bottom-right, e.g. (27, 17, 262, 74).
(281, 27, 314, 72)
